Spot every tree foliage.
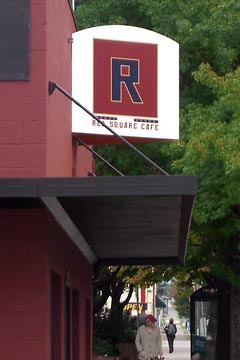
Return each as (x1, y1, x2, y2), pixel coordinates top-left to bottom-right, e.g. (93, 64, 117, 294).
(73, 12, 240, 348)
(93, 266, 135, 348)
(170, 279, 192, 318)
(75, 0, 240, 288)
(172, 63, 240, 286)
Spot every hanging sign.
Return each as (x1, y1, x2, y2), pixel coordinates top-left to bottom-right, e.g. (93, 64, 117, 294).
(123, 303, 148, 311)
(72, 25, 179, 143)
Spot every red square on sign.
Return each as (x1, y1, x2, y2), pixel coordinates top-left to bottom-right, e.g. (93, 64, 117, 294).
(94, 39, 157, 118)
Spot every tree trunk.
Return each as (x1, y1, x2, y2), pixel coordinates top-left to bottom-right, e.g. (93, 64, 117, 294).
(109, 282, 134, 343)
(215, 284, 231, 360)
(230, 286, 240, 360)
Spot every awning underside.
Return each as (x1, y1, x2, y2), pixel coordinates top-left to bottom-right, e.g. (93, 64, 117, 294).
(0, 176, 197, 265)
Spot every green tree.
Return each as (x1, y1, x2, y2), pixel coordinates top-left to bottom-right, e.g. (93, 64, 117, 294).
(75, 2, 240, 358)
(75, 0, 240, 285)
(93, 266, 134, 348)
(172, 279, 192, 319)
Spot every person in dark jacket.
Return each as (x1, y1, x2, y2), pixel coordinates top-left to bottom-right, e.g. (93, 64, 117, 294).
(164, 318, 177, 353)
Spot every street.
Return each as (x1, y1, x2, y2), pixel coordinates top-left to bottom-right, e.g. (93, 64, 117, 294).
(161, 302, 191, 360)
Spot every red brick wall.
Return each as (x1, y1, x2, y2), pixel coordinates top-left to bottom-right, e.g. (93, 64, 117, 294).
(46, 0, 76, 176)
(0, 208, 93, 360)
(0, 1, 47, 177)
(0, 210, 49, 360)
(48, 215, 93, 359)
(73, 143, 95, 176)
(0, 0, 94, 177)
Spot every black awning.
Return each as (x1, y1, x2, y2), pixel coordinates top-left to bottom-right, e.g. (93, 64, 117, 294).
(155, 295, 166, 308)
(0, 175, 197, 265)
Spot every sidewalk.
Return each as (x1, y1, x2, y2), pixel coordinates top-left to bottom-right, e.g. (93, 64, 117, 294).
(161, 302, 191, 360)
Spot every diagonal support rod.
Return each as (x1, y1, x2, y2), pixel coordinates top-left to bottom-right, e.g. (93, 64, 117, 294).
(76, 138, 125, 176)
(49, 81, 169, 176)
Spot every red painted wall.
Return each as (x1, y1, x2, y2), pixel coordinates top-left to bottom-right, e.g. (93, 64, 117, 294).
(0, 0, 94, 177)
(46, 0, 75, 176)
(0, 1, 47, 177)
(73, 143, 95, 176)
(48, 215, 93, 360)
(0, 2, 95, 359)
(45, 0, 95, 177)
(0, 209, 92, 360)
(141, 288, 146, 313)
(0, 210, 49, 360)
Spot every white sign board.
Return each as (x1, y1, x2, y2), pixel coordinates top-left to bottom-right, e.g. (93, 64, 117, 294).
(72, 25, 179, 142)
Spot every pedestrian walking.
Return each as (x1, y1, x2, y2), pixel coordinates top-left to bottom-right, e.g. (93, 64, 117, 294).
(164, 318, 177, 353)
(135, 314, 164, 360)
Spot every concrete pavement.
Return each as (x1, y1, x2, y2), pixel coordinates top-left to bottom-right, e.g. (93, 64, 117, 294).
(161, 302, 191, 360)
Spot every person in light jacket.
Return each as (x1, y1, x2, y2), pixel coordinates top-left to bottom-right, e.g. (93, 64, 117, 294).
(135, 314, 164, 360)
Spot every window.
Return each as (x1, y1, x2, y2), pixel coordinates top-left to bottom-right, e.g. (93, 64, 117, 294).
(0, 1, 30, 80)
(85, 299, 91, 360)
(72, 289, 80, 360)
(65, 281, 71, 360)
(51, 272, 62, 360)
